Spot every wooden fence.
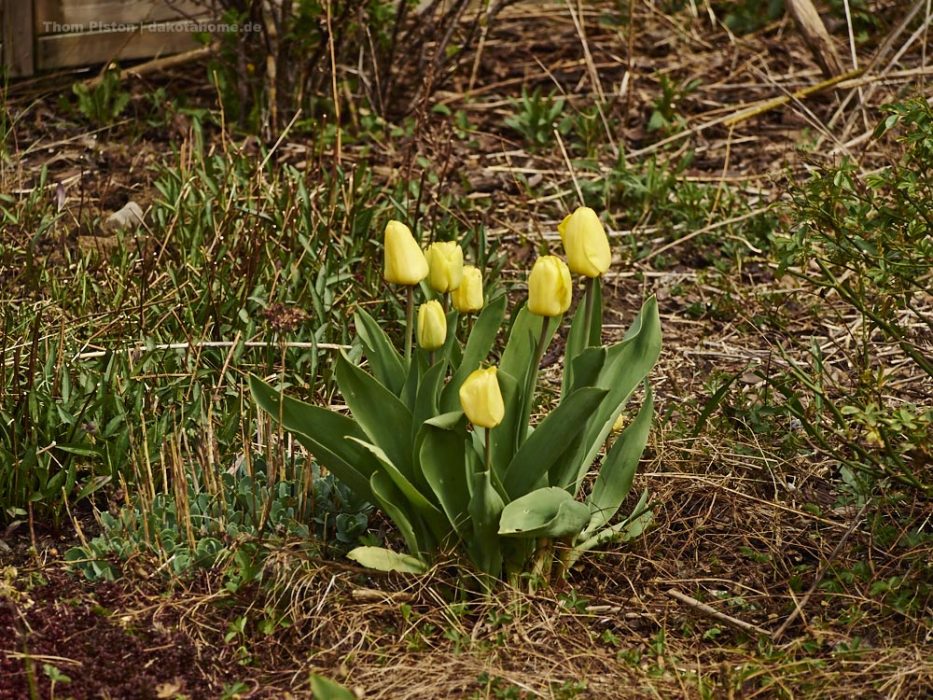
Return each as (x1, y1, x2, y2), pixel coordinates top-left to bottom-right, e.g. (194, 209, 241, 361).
(2, 0, 212, 77)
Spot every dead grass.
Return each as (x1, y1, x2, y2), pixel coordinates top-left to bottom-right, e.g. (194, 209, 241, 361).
(1, 0, 931, 698)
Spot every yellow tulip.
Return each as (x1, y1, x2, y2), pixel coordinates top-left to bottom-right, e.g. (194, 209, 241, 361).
(558, 207, 612, 278)
(384, 220, 429, 285)
(425, 241, 464, 293)
(527, 255, 572, 317)
(451, 265, 484, 313)
(417, 300, 447, 350)
(459, 367, 504, 428)
(611, 414, 626, 433)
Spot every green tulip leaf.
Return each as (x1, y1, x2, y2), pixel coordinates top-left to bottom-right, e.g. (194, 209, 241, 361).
(585, 385, 653, 533)
(249, 375, 378, 499)
(335, 351, 415, 481)
(419, 423, 471, 537)
(561, 280, 602, 396)
(426, 411, 465, 430)
(346, 546, 428, 574)
(488, 369, 522, 476)
(309, 673, 357, 700)
(562, 301, 588, 397)
(556, 296, 661, 493)
(500, 305, 560, 448)
(569, 490, 652, 570)
(441, 307, 460, 360)
(569, 346, 607, 394)
(502, 387, 607, 499)
(440, 294, 507, 412)
(469, 470, 505, 577)
(401, 353, 420, 410)
(355, 308, 406, 394)
(412, 361, 447, 445)
(369, 471, 423, 556)
(349, 437, 450, 543)
(498, 487, 590, 539)
(500, 304, 558, 381)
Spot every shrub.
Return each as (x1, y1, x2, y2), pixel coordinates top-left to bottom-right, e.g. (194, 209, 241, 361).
(772, 98, 933, 495)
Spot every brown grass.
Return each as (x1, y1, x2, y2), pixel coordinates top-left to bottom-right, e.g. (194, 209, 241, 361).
(1, 0, 931, 698)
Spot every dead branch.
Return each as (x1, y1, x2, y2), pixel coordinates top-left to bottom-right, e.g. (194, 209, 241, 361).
(786, 0, 844, 77)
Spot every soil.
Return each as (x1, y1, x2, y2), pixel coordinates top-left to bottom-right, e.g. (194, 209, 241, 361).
(2, 1, 931, 698)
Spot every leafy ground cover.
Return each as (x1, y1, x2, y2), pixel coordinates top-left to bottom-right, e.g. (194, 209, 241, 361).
(1, 1, 930, 697)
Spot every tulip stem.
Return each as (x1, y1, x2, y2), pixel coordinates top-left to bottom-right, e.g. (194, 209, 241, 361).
(484, 428, 492, 471)
(583, 277, 595, 347)
(520, 317, 551, 446)
(532, 316, 550, 373)
(404, 286, 415, 361)
(531, 537, 553, 590)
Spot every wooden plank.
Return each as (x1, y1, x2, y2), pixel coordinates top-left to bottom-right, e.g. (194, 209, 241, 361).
(37, 26, 200, 70)
(2, 0, 36, 77)
(36, 0, 205, 33)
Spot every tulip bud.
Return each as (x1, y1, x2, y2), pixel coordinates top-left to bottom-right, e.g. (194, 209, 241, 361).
(425, 241, 464, 293)
(451, 265, 484, 313)
(417, 300, 447, 350)
(611, 414, 626, 433)
(459, 367, 504, 428)
(558, 206, 611, 278)
(384, 220, 429, 286)
(527, 255, 572, 317)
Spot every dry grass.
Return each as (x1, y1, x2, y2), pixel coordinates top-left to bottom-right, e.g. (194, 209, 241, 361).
(1, 1, 931, 698)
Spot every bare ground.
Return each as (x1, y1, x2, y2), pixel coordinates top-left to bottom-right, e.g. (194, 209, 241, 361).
(1, 1, 931, 698)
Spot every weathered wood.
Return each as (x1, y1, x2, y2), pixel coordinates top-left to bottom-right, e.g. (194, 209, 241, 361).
(81, 44, 212, 87)
(35, 0, 205, 33)
(37, 26, 200, 70)
(2, 0, 36, 77)
(786, 0, 844, 78)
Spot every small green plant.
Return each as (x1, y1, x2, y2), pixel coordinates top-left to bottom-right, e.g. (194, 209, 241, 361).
(72, 64, 130, 126)
(716, 0, 785, 35)
(826, 0, 880, 43)
(505, 87, 571, 148)
(472, 673, 524, 699)
(64, 462, 369, 582)
(42, 663, 72, 700)
(648, 76, 700, 135)
(253, 209, 661, 586)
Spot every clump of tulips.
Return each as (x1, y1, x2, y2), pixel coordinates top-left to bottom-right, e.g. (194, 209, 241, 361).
(251, 208, 661, 585)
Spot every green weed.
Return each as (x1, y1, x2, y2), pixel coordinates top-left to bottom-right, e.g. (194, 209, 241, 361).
(72, 64, 130, 126)
(505, 87, 571, 149)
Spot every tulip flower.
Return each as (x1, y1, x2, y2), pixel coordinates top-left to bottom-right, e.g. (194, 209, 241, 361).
(559, 207, 612, 350)
(383, 219, 428, 361)
(459, 367, 504, 429)
(527, 255, 572, 318)
(384, 220, 429, 286)
(451, 265, 484, 314)
(417, 300, 447, 351)
(558, 207, 611, 278)
(523, 256, 571, 436)
(425, 241, 464, 294)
